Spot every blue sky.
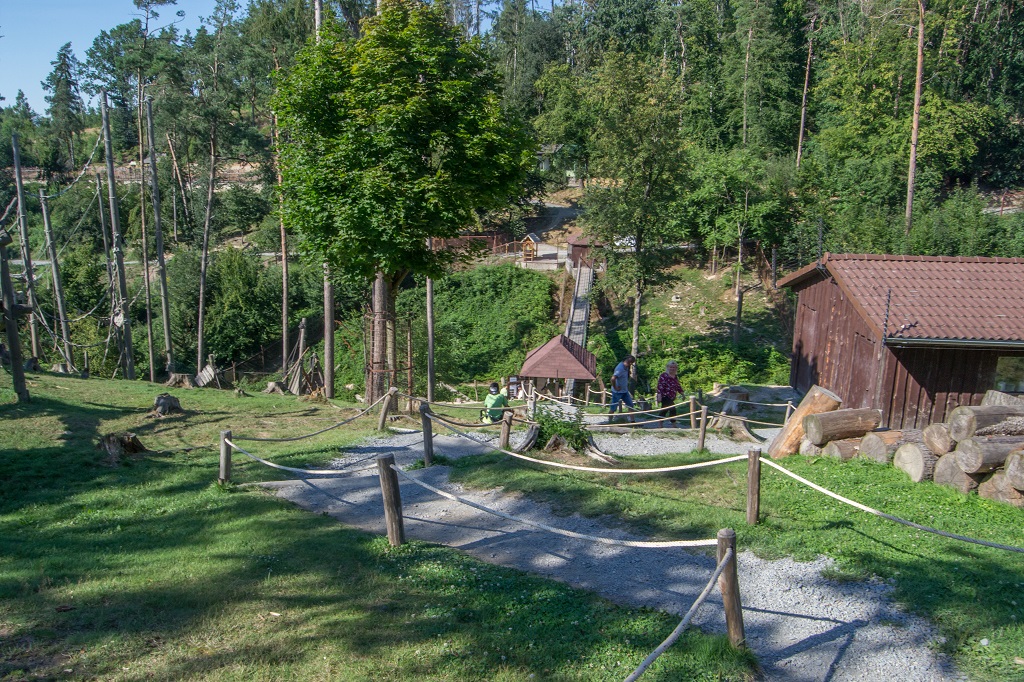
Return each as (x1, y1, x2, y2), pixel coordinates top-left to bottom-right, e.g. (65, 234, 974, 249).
(0, 0, 219, 114)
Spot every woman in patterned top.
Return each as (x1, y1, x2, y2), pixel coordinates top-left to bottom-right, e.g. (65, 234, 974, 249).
(656, 361, 684, 427)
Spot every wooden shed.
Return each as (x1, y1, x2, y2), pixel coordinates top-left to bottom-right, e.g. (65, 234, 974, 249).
(520, 334, 596, 395)
(779, 253, 1024, 429)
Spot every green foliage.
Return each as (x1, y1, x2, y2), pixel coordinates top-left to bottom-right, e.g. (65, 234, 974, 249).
(534, 404, 588, 451)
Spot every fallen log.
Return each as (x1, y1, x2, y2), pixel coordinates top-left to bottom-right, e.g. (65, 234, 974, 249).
(894, 442, 938, 482)
(514, 424, 540, 453)
(804, 408, 881, 446)
(768, 385, 842, 458)
(933, 453, 983, 494)
(980, 390, 1024, 407)
(955, 436, 1024, 474)
(978, 471, 1024, 507)
(799, 438, 822, 456)
(948, 405, 1024, 441)
(822, 438, 860, 461)
(858, 429, 921, 464)
(1004, 451, 1024, 491)
(922, 423, 954, 456)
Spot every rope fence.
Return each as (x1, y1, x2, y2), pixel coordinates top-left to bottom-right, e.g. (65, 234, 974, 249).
(231, 392, 390, 443)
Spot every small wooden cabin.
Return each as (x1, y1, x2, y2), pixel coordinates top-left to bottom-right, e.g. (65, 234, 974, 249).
(519, 334, 596, 396)
(779, 253, 1024, 429)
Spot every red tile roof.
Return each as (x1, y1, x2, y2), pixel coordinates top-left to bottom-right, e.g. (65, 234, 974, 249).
(778, 253, 1024, 343)
(520, 334, 597, 381)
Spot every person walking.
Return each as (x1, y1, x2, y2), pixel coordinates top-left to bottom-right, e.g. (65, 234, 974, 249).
(608, 355, 635, 423)
(656, 360, 684, 427)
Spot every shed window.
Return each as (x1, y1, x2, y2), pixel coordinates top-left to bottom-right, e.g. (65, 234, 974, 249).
(995, 356, 1024, 393)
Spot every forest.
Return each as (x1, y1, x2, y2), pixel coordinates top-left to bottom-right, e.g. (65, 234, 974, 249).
(2, 0, 1024, 385)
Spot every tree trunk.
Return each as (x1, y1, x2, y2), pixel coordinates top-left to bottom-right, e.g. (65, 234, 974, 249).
(954, 436, 1024, 474)
(804, 408, 882, 446)
(370, 271, 389, 403)
(933, 452, 983, 494)
(11, 132, 42, 359)
(922, 423, 954, 455)
(978, 471, 1024, 507)
(426, 273, 435, 403)
(768, 385, 843, 458)
(324, 264, 334, 398)
(859, 429, 920, 464)
(137, 73, 155, 382)
(822, 438, 860, 461)
(197, 130, 217, 371)
(630, 282, 642, 379)
(39, 192, 74, 370)
(948, 405, 1024, 441)
(166, 132, 191, 231)
(145, 98, 173, 375)
(796, 17, 815, 169)
(904, 0, 926, 237)
(742, 26, 753, 147)
(894, 442, 937, 482)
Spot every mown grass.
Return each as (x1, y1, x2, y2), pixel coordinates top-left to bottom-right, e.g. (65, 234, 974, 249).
(0, 373, 755, 681)
(449, 445, 1024, 681)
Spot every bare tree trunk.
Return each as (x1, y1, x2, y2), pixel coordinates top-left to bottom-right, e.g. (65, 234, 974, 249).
(166, 132, 191, 232)
(370, 272, 389, 403)
(742, 26, 753, 147)
(11, 132, 42, 359)
(197, 130, 217, 371)
(324, 264, 334, 398)
(40, 192, 73, 370)
(273, 112, 290, 376)
(796, 17, 815, 169)
(905, 0, 926, 238)
(426, 271, 435, 403)
(631, 283, 642, 379)
(146, 97, 174, 374)
(137, 72, 155, 381)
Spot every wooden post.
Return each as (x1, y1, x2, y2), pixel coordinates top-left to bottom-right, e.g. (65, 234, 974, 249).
(376, 454, 405, 546)
(378, 386, 398, 431)
(145, 97, 174, 375)
(0, 231, 29, 401)
(419, 402, 434, 467)
(689, 395, 697, 429)
(426, 273, 435, 403)
(746, 448, 761, 525)
(500, 410, 514, 450)
(717, 528, 745, 648)
(39, 191, 74, 370)
(323, 264, 334, 399)
(697, 405, 709, 451)
(11, 132, 42, 359)
(785, 401, 794, 424)
(219, 429, 232, 484)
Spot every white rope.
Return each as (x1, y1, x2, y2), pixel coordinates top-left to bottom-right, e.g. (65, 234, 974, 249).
(760, 458, 1024, 554)
(226, 439, 358, 476)
(588, 410, 700, 429)
(708, 410, 784, 427)
(391, 466, 717, 548)
(624, 548, 734, 682)
(426, 412, 747, 474)
(232, 392, 390, 442)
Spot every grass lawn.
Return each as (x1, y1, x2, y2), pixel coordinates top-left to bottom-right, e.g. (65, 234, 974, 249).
(448, 444, 1024, 681)
(0, 373, 755, 681)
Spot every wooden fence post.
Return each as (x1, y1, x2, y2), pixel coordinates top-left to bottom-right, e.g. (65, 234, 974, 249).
(785, 401, 794, 425)
(746, 448, 761, 525)
(697, 405, 709, 451)
(499, 410, 514, 450)
(419, 402, 434, 467)
(376, 454, 405, 546)
(689, 395, 697, 430)
(219, 430, 232, 484)
(377, 386, 398, 431)
(717, 528, 745, 648)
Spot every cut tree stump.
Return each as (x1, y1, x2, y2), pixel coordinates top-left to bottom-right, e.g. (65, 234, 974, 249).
(804, 408, 881, 446)
(151, 393, 182, 416)
(975, 416, 1024, 437)
(165, 373, 196, 389)
(858, 429, 920, 464)
(933, 453, 983, 494)
(948, 405, 1024, 441)
(954, 436, 1024, 474)
(544, 434, 568, 452)
(514, 424, 540, 453)
(981, 390, 1024, 407)
(922, 423, 954, 455)
(978, 471, 1024, 507)
(768, 385, 842, 458)
(799, 438, 822, 456)
(822, 438, 860, 461)
(1003, 451, 1024, 491)
(262, 381, 287, 395)
(98, 432, 148, 463)
(894, 442, 938, 482)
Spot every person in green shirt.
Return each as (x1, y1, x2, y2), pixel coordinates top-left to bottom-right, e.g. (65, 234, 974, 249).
(483, 382, 510, 423)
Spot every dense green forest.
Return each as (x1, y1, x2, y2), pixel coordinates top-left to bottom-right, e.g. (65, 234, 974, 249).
(2, 0, 1023, 384)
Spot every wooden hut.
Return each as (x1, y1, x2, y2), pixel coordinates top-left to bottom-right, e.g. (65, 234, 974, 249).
(520, 334, 597, 397)
(779, 253, 1024, 429)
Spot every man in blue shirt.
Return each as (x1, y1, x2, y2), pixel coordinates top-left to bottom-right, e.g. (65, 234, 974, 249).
(609, 355, 635, 423)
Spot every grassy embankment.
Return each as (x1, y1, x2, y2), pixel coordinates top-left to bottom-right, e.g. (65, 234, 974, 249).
(0, 373, 754, 681)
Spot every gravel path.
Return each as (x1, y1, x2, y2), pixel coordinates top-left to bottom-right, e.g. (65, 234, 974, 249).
(260, 428, 964, 681)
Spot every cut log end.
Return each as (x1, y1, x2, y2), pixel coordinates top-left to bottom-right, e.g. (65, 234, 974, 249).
(822, 438, 860, 461)
(768, 385, 843, 458)
(894, 442, 937, 482)
(933, 453, 983, 494)
(922, 423, 954, 456)
(978, 471, 1024, 508)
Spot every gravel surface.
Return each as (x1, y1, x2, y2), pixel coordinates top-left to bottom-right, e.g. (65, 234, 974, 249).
(261, 428, 963, 682)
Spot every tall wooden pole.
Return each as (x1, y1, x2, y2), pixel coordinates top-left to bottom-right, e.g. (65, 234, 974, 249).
(138, 160, 156, 382)
(39, 191, 74, 370)
(905, 0, 926, 238)
(426, 241, 435, 402)
(101, 92, 136, 379)
(11, 132, 42, 359)
(0, 230, 29, 401)
(272, 109, 289, 376)
(324, 264, 334, 398)
(95, 175, 114, 294)
(197, 130, 217, 371)
(145, 98, 174, 374)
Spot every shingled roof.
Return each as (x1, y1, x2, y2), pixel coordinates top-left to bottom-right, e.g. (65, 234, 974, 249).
(778, 253, 1024, 345)
(520, 334, 597, 381)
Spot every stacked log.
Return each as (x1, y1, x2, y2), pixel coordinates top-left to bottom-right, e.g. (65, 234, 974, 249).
(822, 438, 860, 461)
(799, 438, 822, 456)
(894, 442, 938, 482)
(858, 429, 921, 464)
(933, 453, 983, 494)
(1005, 451, 1024, 491)
(980, 390, 1024, 407)
(954, 436, 1024, 474)
(948, 405, 1024, 441)
(768, 385, 842, 458)
(922, 423, 954, 456)
(977, 472, 1024, 507)
(804, 408, 882, 446)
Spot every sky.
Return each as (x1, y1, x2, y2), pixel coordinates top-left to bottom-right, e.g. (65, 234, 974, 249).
(0, 0, 219, 114)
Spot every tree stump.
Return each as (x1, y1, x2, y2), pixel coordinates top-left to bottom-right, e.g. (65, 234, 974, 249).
(954, 436, 1024, 474)
(933, 453, 983, 494)
(804, 408, 881, 446)
(165, 373, 196, 389)
(262, 381, 287, 394)
(98, 432, 148, 464)
(922, 423, 954, 455)
(544, 434, 569, 452)
(151, 393, 183, 417)
(514, 424, 540, 453)
(822, 438, 860, 461)
(978, 471, 1024, 507)
(24, 357, 40, 371)
(768, 385, 842, 458)
(894, 442, 937, 482)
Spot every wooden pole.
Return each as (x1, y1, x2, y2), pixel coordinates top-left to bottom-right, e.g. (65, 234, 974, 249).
(39, 191, 74, 370)
(145, 97, 174, 374)
(101, 91, 135, 379)
(500, 410, 514, 450)
(785, 401, 794, 424)
(376, 454, 405, 546)
(219, 429, 232, 484)
(0, 231, 29, 401)
(378, 386, 398, 431)
(11, 132, 42, 359)
(689, 395, 697, 429)
(697, 405, 709, 451)
(420, 402, 434, 467)
(136, 160, 156, 383)
(406, 318, 414, 414)
(746, 448, 761, 525)
(95, 175, 114, 302)
(426, 273, 436, 403)
(717, 528, 745, 648)
(324, 264, 334, 398)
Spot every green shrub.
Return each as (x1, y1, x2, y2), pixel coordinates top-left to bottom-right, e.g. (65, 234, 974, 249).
(534, 405, 588, 452)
